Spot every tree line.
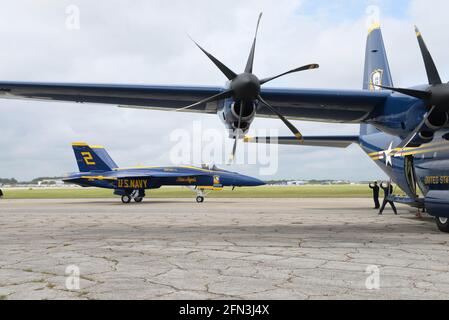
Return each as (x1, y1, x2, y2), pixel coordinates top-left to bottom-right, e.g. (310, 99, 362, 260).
(0, 177, 62, 185)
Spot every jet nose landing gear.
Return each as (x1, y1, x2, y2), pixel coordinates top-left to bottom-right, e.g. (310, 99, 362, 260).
(195, 188, 206, 203)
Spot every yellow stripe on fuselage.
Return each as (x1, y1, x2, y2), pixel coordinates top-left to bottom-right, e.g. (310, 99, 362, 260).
(198, 186, 223, 191)
(369, 141, 449, 160)
(81, 176, 117, 181)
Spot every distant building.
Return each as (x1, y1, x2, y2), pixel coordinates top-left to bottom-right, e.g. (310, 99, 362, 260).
(287, 181, 306, 186)
(37, 179, 65, 187)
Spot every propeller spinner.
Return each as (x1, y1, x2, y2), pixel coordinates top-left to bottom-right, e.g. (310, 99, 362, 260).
(178, 13, 319, 161)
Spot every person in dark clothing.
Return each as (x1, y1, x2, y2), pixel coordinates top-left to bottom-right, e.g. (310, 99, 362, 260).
(0, 189, 3, 198)
(369, 181, 380, 209)
(379, 181, 397, 215)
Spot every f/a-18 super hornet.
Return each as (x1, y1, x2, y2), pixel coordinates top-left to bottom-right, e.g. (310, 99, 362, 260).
(64, 142, 264, 203)
(2, 14, 449, 232)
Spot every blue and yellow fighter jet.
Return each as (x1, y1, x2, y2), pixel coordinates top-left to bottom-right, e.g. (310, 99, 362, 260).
(63, 142, 265, 203)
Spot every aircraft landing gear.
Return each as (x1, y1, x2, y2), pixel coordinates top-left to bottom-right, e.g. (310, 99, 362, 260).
(132, 190, 145, 203)
(195, 188, 205, 203)
(121, 195, 132, 204)
(120, 190, 145, 204)
(436, 217, 449, 233)
(186, 186, 209, 203)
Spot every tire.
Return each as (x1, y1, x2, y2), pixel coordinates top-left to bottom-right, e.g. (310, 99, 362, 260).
(436, 217, 449, 233)
(134, 197, 143, 203)
(121, 195, 131, 204)
(196, 196, 204, 203)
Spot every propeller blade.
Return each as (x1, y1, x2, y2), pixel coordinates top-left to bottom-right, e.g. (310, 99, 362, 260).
(258, 95, 303, 141)
(229, 138, 238, 163)
(397, 105, 437, 149)
(176, 89, 234, 111)
(189, 36, 237, 81)
(244, 12, 263, 74)
(229, 99, 245, 162)
(415, 26, 442, 85)
(375, 84, 431, 100)
(260, 64, 319, 85)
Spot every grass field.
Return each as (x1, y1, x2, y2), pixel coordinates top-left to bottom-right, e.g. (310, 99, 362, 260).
(0, 185, 378, 199)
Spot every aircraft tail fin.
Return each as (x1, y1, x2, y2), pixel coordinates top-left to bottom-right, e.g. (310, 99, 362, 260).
(361, 23, 393, 135)
(363, 23, 393, 90)
(89, 145, 119, 170)
(71, 142, 117, 172)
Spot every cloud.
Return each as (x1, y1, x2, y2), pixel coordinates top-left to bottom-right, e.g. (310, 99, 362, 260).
(0, 0, 447, 181)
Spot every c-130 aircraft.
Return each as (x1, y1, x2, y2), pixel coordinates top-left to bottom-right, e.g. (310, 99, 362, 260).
(1, 14, 449, 232)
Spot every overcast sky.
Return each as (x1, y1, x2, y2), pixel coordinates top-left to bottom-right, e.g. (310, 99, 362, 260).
(0, 0, 448, 181)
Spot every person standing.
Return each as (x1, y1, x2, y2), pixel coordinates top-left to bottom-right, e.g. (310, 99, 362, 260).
(379, 181, 397, 215)
(369, 181, 380, 209)
(0, 188, 3, 199)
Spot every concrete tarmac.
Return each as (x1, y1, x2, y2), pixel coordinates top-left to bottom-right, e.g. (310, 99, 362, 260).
(0, 198, 448, 300)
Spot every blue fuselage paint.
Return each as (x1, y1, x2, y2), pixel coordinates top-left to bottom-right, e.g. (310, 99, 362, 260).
(358, 123, 449, 217)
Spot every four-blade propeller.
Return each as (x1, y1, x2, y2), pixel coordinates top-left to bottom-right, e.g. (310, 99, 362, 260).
(179, 13, 319, 161)
(376, 26, 449, 149)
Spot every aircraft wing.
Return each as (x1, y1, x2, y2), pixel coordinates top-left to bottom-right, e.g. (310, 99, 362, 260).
(258, 88, 388, 122)
(244, 135, 360, 148)
(0, 82, 224, 114)
(0, 81, 389, 122)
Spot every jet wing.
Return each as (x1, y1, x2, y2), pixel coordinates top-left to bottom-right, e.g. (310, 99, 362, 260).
(244, 135, 360, 148)
(0, 81, 389, 122)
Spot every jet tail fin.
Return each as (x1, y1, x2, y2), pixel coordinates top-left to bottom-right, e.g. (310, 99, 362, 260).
(89, 145, 118, 170)
(71, 142, 117, 172)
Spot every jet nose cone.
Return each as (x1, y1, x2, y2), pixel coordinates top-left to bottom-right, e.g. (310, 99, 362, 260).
(240, 175, 265, 187)
(251, 178, 266, 186)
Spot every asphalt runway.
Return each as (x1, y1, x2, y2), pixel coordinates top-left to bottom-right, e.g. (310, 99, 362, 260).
(0, 198, 448, 300)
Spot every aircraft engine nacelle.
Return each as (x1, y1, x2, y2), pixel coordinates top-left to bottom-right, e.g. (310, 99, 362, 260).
(424, 110, 449, 131)
(408, 110, 448, 146)
(218, 99, 257, 138)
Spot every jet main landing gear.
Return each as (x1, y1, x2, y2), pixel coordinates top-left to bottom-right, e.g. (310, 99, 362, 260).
(121, 195, 131, 204)
(120, 190, 145, 204)
(436, 217, 449, 233)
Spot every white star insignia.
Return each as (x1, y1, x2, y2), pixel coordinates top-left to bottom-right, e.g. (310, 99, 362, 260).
(384, 142, 394, 167)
